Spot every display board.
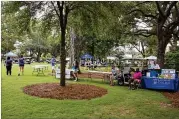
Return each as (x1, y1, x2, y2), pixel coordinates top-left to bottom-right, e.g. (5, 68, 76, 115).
(161, 69, 175, 79)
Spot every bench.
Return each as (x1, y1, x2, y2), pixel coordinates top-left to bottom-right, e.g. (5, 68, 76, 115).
(88, 71, 111, 82)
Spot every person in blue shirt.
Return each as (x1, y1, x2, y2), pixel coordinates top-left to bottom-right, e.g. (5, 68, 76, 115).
(51, 57, 56, 75)
(18, 55, 25, 76)
(72, 60, 79, 81)
(6, 57, 13, 75)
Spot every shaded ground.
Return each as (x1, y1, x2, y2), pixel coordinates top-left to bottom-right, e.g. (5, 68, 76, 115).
(23, 83, 107, 100)
(78, 72, 104, 79)
(25, 72, 179, 107)
(162, 92, 179, 108)
(79, 73, 179, 108)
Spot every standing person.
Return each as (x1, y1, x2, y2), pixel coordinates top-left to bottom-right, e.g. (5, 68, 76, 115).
(18, 55, 25, 76)
(51, 57, 56, 76)
(109, 65, 119, 86)
(72, 60, 79, 81)
(6, 57, 13, 75)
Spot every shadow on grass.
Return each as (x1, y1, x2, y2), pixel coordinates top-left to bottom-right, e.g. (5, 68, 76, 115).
(74, 78, 110, 85)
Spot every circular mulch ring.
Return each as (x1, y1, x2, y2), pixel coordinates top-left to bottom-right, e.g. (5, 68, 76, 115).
(23, 83, 108, 100)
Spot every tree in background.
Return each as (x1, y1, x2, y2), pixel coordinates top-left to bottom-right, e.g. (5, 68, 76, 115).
(2, 1, 116, 86)
(165, 47, 179, 71)
(124, 1, 179, 68)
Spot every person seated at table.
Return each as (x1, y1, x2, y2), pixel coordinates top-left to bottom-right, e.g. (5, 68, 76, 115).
(129, 68, 135, 78)
(72, 60, 79, 81)
(109, 65, 119, 86)
(153, 61, 160, 69)
(128, 68, 142, 90)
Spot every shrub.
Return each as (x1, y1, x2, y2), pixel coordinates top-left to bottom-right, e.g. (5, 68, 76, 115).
(165, 48, 179, 71)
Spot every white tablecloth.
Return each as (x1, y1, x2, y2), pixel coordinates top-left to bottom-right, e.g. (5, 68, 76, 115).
(55, 69, 73, 79)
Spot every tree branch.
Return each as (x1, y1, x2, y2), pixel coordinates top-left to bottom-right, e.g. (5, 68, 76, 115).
(57, 1, 64, 29)
(128, 9, 157, 19)
(170, 22, 179, 32)
(166, 20, 179, 31)
(132, 44, 144, 55)
(51, 1, 60, 20)
(141, 41, 146, 57)
(134, 33, 153, 37)
(165, 1, 177, 18)
(69, 3, 84, 12)
(134, 29, 156, 36)
(173, 32, 179, 40)
(64, 3, 70, 29)
(156, 2, 165, 18)
(135, 1, 151, 7)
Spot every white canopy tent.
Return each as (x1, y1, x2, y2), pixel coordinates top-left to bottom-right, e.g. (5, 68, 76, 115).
(107, 56, 116, 60)
(145, 56, 157, 60)
(4, 52, 18, 57)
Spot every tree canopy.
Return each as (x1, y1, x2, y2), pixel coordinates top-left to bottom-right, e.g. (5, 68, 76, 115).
(1, 1, 179, 86)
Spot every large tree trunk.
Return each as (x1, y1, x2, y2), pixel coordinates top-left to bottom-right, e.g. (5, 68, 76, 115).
(37, 52, 42, 62)
(157, 32, 170, 68)
(60, 28, 66, 86)
(57, 1, 68, 87)
(156, 18, 172, 68)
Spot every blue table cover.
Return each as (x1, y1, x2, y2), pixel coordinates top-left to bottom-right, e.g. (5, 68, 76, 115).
(142, 77, 179, 91)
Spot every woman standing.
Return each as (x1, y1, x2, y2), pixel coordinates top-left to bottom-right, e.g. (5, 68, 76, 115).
(18, 55, 25, 76)
(51, 57, 56, 76)
(6, 57, 12, 75)
(109, 65, 119, 86)
(72, 60, 79, 81)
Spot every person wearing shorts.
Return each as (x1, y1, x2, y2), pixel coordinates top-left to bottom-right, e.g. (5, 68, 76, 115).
(51, 57, 56, 75)
(72, 60, 79, 81)
(18, 55, 25, 76)
(110, 65, 119, 86)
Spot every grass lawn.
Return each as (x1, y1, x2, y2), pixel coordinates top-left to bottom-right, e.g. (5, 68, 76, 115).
(2, 63, 179, 119)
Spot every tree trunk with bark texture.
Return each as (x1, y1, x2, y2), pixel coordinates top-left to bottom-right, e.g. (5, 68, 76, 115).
(157, 23, 171, 68)
(157, 37, 167, 68)
(60, 28, 66, 86)
(57, 1, 68, 86)
(37, 52, 42, 62)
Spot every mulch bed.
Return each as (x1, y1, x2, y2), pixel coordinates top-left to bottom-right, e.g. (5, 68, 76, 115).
(24, 72, 179, 106)
(162, 92, 179, 108)
(23, 83, 108, 100)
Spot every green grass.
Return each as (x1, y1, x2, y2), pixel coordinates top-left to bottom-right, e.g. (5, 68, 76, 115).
(2, 63, 179, 119)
